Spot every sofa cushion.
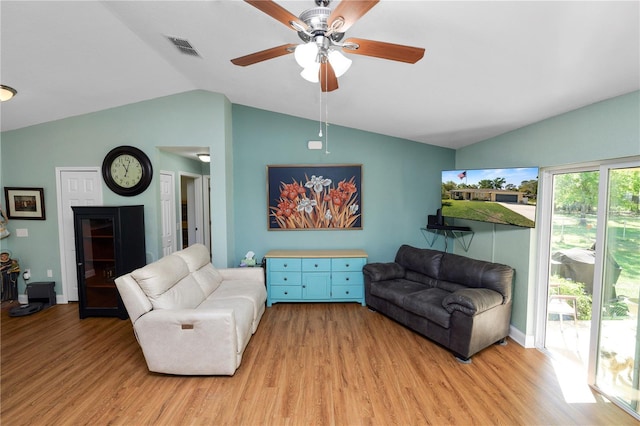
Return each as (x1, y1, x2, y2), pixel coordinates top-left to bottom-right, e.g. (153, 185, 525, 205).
(174, 243, 223, 296)
(192, 264, 223, 296)
(131, 254, 206, 310)
(174, 243, 210, 272)
(369, 279, 428, 307)
(197, 297, 254, 353)
(402, 288, 452, 328)
(149, 275, 207, 310)
(132, 254, 189, 296)
(404, 270, 439, 287)
(212, 280, 267, 322)
(436, 279, 468, 293)
(439, 253, 513, 301)
(395, 245, 443, 278)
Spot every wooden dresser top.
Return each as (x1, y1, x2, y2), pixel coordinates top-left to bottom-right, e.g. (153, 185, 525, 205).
(265, 249, 368, 259)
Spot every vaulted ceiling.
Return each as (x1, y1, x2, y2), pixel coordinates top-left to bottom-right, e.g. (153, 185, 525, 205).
(1, 1, 638, 149)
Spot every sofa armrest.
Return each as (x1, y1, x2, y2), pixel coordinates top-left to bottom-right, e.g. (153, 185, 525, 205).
(133, 308, 239, 375)
(363, 263, 406, 281)
(115, 274, 153, 323)
(218, 267, 265, 285)
(442, 288, 504, 316)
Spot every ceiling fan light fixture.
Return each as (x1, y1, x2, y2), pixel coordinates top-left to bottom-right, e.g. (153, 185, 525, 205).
(294, 42, 319, 68)
(197, 153, 210, 163)
(328, 50, 352, 77)
(0, 85, 17, 102)
(301, 62, 321, 83)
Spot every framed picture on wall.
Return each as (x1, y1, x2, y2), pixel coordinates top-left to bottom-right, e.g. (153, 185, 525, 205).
(267, 164, 362, 230)
(4, 187, 46, 220)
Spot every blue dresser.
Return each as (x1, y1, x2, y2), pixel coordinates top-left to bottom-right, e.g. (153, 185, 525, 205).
(265, 250, 368, 307)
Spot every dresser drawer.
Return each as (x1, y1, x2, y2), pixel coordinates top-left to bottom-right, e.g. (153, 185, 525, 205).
(269, 258, 302, 272)
(302, 258, 331, 272)
(331, 257, 366, 272)
(270, 285, 302, 300)
(269, 271, 302, 286)
(331, 285, 363, 299)
(331, 271, 363, 286)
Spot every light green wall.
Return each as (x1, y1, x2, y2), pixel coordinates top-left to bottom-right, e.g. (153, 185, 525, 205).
(0, 90, 230, 296)
(455, 90, 640, 339)
(0, 92, 454, 298)
(456, 91, 639, 167)
(231, 104, 455, 264)
(2, 88, 636, 339)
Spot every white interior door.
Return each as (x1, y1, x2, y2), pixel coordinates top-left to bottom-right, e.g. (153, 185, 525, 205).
(185, 177, 196, 246)
(203, 175, 211, 254)
(193, 176, 204, 245)
(56, 168, 102, 302)
(160, 171, 176, 256)
(180, 173, 205, 248)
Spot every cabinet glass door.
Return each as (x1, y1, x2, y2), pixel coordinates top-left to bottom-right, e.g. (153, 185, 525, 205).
(80, 217, 118, 308)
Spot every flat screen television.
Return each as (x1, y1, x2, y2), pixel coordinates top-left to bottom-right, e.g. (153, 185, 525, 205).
(441, 167, 539, 228)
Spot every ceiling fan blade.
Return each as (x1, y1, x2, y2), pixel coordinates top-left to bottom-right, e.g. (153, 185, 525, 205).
(343, 38, 425, 64)
(245, 0, 305, 31)
(320, 61, 339, 92)
(231, 44, 297, 67)
(328, 0, 379, 33)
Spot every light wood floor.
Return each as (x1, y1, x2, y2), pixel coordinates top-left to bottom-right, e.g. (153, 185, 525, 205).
(1, 301, 636, 425)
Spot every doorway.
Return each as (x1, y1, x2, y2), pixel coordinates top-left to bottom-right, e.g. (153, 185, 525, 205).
(537, 159, 639, 418)
(179, 172, 207, 250)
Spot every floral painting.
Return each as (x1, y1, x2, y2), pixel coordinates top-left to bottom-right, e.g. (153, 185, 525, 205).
(267, 164, 362, 230)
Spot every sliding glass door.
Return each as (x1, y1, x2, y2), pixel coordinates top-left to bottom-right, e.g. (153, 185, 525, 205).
(591, 163, 639, 417)
(543, 169, 598, 373)
(538, 158, 639, 419)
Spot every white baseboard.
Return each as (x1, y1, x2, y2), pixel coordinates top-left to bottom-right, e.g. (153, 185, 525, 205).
(509, 325, 535, 348)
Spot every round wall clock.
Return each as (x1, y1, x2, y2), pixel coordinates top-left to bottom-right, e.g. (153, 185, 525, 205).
(102, 145, 153, 196)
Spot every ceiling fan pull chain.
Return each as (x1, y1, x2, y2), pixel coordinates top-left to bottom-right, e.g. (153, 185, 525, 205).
(324, 64, 330, 155)
(318, 79, 323, 137)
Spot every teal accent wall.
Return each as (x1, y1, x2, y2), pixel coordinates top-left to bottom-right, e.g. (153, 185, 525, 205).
(454, 90, 640, 339)
(0, 90, 229, 296)
(231, 104, 455, 264)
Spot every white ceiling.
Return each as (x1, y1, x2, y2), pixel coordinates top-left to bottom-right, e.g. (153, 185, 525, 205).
(1, 0, 638, 150)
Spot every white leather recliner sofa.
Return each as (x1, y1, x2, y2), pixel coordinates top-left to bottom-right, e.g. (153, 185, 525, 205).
(115, 244, 267, 375)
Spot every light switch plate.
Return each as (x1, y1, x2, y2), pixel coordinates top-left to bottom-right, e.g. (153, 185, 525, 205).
(307, 140, 322, 150)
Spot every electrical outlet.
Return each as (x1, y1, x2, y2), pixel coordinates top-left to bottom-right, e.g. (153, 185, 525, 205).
(47, 269, 53, 277)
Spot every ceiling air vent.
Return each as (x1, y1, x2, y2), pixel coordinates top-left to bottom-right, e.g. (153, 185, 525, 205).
(167, 36, 201, 57)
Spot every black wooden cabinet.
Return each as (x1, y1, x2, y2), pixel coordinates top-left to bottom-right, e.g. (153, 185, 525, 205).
(72, 206, 146, 319)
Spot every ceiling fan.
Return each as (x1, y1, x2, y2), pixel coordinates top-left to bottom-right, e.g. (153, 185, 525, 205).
(230, 0, 425, 92)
